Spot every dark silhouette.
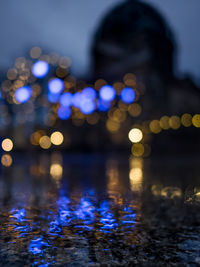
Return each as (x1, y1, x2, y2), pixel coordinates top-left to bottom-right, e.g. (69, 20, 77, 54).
(91, 0, 200, 118)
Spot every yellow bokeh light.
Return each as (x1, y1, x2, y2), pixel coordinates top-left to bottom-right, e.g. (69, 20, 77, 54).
(108, 108, 126, 123)
(131, 143, 144, 157)
(56, 67, 68, 78)
(50, 131, 64, 146)
(192, 114, 200, 128)
(113, 82, 124, 95)
(2, 138, 13, 152)
(39, 136, 51, 149)
(49, 52, 59, 65)
(30, 130, 46, 146)
(59, 56, 71, 68)
(86, 112, 100, 125)
(118, 100, 128, 111)
(50, 163, 63, 180)
(128, 128, 143, 143)
(30, 46, 42, 59)
(159, 116, 170, 130)
(1, 154, 12, 167)
(106, 119, 120, 132)
(128, 103, 142, 117)
(181, 113, 192, 127)
(123, 73, 136, 86)
(169, 115, 181, 129)
(15, 57, 26, 69)
(7, 68, 18, 80)
(149, 120, 161, 133)
(94, 79, 107, 91)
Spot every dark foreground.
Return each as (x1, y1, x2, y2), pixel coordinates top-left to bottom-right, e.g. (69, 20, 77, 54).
(0, 153, 200, 266)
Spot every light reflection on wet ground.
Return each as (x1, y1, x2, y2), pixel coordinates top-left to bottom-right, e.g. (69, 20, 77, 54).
(0, 153, 200, 266)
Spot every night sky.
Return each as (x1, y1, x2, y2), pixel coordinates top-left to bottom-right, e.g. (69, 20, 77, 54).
(0, 0, 199, 82)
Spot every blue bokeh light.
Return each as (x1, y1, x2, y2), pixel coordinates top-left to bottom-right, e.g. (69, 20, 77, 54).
(82, 87, 97, 100)
(97, 99, 111, 112)
(120, 87, 135, 103)
(72, 92, 82, 108)
(48, 92, 60, 103)
(59, 92, 72, 107)
(99, 85, 116, 102)
(32, 61, 49, 78)
(48, 78, 64, 94)
(80, 98, 96, 115)
(15, 86, 32, 103)
(57, 106, 71, 120)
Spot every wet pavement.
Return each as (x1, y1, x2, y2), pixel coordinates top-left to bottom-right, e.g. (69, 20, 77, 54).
(0, 153, 200, 266)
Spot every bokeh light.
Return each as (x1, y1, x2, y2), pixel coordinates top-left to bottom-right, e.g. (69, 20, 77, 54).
(131, 143, 144, 157)
(15, 86, 32, 103)
(106, 119, 120, 133)
(1, 154, 12, 167)
(57, 106, 71, 120)
(7, 68, 18, 80)
(169, 116, 181, 130)
(39, 136, 51, 149)
(80, 98, 96, 115)
(50, 131, 64, 146)
(30, 47, 42, 59)
(59, 92, 72, 107)
(149, 120, 162, 134)
(192, 114, 200, 128)
(32, 61, 49, 78)
(48, 92, 60, 103)
(128, 128, 143, 143)
(30, 131, 45, 146)
(82, 87, 97, 100)
(86, 113, 100, 125)
(120, 87, 135, 103)
(48, 78, 64, 94)
(128, 103, 142, 117)
(98, 99, 110, 111)
(159, 116, 170, 130)
(2, 138, 13, 152)
(72, 92, 82, 108)
(99, 85, 116, 102)
(181, 113, 192, 127)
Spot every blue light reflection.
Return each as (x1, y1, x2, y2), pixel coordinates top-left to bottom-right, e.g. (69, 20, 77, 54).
(29, 237, 49, 255)
(98, 200, 117, 233)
